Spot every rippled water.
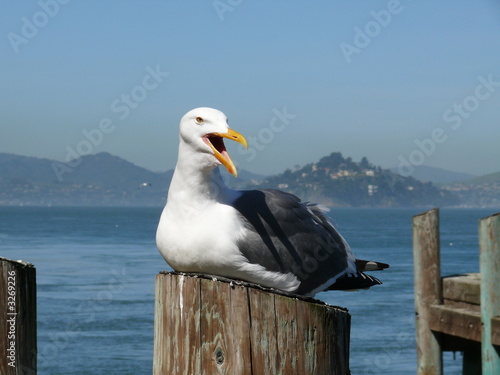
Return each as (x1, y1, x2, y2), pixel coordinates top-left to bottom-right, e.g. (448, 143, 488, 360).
(0, 206, 496, 374)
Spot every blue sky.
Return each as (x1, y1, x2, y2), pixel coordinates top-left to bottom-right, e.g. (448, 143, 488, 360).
(1, 0, 500, 177)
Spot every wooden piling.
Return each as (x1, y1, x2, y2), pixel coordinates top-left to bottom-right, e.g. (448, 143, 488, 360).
(413, 208, 443, 375)
(153, 272, 350, 375)
(0, 257, 37, 375)
(413, 210, 500, 374)
(479, 212, 500, 374)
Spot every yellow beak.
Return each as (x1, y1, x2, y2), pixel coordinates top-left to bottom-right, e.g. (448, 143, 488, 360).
(203, 128, 248, 177)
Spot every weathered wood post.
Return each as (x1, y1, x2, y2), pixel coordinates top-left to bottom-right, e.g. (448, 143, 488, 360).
(153, 272, 350, 375)
(413, 208, 443, 375)
(479, 212, 500, 374)
(0, 257, 37, 375)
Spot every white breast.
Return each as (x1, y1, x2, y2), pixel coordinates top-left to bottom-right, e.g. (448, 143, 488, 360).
(156, 201, 246, 273)
(156, 199, 300, 292)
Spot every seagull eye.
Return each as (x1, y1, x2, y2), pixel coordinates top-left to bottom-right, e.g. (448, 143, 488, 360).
(195, 117, 204, 124)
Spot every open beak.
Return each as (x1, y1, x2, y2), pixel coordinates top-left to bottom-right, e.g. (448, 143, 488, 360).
(203, 128, 248, 177)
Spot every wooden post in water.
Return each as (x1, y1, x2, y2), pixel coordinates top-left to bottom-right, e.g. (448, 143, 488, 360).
(153, 272, 350, 375)
(413, 208, 443, 375)
(479, 212, 500, 374)
(0, 257, 37, 375)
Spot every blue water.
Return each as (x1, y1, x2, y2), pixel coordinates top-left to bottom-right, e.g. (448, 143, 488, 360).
(0, 206, 497, 374)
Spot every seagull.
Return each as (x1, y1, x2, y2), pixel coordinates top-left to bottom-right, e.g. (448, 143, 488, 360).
(156, 108, 388, 297)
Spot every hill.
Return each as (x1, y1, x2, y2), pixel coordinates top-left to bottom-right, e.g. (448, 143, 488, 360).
(441, 171, 500, 208)
(251, 152, 459, 207)
(3, 151, 497, 207)
(0, 152, 262, 206)
(458, 171, 500, 186)
(390, 165, 476, 184)
(0, 152, 170, 206)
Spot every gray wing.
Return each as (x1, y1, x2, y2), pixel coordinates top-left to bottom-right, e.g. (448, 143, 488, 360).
(231, 189, 357, 295)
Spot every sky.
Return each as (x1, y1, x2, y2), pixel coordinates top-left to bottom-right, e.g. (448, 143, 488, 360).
(1, 0, 500, 177)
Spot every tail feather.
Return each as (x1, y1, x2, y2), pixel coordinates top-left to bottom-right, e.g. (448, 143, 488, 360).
(328, 259, 389, 291)
(328, 271, 382, 291)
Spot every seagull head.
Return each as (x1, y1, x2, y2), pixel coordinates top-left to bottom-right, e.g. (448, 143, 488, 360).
(179, 107, 248, 177)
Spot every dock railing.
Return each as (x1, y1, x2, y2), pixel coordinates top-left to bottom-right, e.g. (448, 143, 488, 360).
(413, 209, 500, 375)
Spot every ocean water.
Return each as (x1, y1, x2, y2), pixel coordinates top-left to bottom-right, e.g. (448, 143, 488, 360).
(0, 206, 497, 375)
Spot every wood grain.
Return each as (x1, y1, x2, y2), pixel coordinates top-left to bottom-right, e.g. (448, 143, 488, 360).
(153, 272, 350, 375)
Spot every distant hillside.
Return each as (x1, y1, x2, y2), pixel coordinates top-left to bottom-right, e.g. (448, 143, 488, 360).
(2, 151, 497, 207)
(458, 171, 500, 186)
(390, 165, 476, 184)
(0, 152, 262, 206)
(219, 168, 265, 190)
(0, 152, 170, 206)
(252, 152, 459, 207)
(441, 171, 500, 208)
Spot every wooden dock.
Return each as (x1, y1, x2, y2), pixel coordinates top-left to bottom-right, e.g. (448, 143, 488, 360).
(153, 271, 351, 374)
(413, 209, 500, 375)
